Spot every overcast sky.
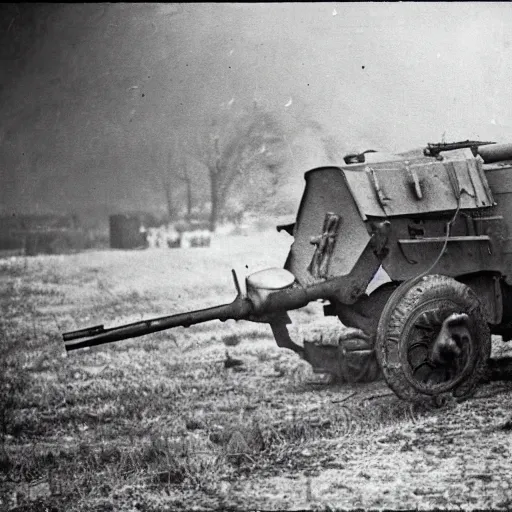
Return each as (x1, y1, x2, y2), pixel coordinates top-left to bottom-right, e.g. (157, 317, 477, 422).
(2, 2, 512, 215)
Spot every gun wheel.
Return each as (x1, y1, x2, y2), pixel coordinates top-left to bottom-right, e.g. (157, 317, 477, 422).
(375, 274, 490, 403)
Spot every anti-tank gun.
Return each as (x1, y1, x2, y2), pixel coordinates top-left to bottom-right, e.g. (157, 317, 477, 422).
(64, 140, 512, 403)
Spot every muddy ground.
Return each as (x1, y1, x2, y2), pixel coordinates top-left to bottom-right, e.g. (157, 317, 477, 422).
(2, 230, 512, 511)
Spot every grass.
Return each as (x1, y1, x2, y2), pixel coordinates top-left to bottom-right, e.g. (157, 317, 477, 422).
(2, 229, 512, 510)
(0, 230, 296, 510)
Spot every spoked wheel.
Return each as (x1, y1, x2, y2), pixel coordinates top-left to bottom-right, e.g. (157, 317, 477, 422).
(376, 274, 491, 403)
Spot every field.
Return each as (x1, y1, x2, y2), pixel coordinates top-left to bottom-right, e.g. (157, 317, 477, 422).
(2, 229, 512, 511)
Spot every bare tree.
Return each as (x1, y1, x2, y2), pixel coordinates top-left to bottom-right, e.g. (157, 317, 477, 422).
(162, 135, 190, 222)
(176, 154, 193, 220)
(193, 101, 288, 231)
(163, 150, 178, 222)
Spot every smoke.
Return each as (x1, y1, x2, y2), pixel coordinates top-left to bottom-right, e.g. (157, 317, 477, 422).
(1, 3, 512, 215)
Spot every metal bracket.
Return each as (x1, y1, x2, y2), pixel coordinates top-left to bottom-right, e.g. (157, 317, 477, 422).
(370, 220, 391, 259)
(406, 162, 423, 200)
(269, 314, 304, 357)
(368, 167, 391, 212)
(308, 212, 341, 279)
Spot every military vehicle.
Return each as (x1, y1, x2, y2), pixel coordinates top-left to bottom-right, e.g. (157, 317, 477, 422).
(64, 140, 512, 403)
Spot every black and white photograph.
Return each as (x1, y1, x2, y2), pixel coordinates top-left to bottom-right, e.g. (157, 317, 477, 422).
(2, 2, 512, 510)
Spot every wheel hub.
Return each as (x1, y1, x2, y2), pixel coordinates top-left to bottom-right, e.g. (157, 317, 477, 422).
(431, 313, 469, 365)
(403, 305, 475, 395)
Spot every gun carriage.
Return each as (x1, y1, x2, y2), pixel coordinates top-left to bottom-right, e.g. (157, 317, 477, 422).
(64, 140, 512, 403)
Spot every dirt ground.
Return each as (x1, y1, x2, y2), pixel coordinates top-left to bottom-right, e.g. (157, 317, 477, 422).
(2, 229, 512, 511)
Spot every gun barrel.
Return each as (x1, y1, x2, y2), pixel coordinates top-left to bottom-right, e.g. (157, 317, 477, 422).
(63, 324, 106, 341)
(64, 298, 252, 352)
(477, 142, 512, 164)
(424, 140, 496, 158)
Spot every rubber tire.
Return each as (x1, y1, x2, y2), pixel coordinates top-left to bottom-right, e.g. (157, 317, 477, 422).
(375, 274, 491, 403)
